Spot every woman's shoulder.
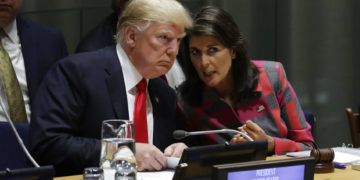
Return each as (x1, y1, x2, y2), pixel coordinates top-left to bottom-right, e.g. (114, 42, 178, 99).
(251, 60, 283, 70)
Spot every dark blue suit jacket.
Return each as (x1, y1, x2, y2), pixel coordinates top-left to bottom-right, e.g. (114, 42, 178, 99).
(75, 12, 118, 53)
(30, 46, 179, 176)
(17, 15, 68, 112)
(0, 15, 67, 169)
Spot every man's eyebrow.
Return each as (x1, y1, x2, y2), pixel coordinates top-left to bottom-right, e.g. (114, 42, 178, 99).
(158, 29, 172, 34)
(157, 29, 186, 37)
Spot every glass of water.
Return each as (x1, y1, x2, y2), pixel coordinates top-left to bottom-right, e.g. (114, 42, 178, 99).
(100, 119, 137, 179)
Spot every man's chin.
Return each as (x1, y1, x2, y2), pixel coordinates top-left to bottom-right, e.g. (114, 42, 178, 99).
(147, 68, 170, 79)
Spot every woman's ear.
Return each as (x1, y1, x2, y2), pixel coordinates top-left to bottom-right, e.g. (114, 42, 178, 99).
(124, 26, 137, 48)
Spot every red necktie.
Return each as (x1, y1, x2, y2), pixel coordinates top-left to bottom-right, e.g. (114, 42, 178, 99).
(134, 78, 148, 143)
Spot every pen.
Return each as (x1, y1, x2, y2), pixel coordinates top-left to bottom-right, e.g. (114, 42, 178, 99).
(333, 163, 346, 169)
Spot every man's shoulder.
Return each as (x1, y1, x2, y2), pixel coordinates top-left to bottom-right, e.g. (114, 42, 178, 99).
(75, 13, 117, 53)
(61, 46, 118, 67)
(16, 15, 62, 37)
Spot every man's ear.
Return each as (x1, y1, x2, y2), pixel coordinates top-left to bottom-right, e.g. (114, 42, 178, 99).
(124, 26, 137, 48)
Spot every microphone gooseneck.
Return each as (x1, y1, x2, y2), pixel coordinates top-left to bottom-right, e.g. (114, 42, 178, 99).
(173, 129, 254, 141)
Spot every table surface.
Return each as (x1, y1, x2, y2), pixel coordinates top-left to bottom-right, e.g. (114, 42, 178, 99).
(54, 155, 360, 180)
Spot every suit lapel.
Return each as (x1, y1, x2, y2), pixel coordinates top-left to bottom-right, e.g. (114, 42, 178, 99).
(17, 16, 38, 100)
(148, 79, 171, 148)
(148, 80, 160, 145)
(104, 46, 129, 119)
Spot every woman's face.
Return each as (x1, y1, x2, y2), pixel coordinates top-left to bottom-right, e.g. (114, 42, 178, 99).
(189, 35, 235, 89)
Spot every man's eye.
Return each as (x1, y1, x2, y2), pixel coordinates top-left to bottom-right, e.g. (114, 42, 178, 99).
(159, 35, 168, 41)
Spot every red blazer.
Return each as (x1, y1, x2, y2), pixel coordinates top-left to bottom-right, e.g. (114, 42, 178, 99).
(179, 60, 314, 155)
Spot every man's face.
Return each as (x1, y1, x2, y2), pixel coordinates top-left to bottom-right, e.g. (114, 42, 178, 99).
(128, 22, 185, 79)
(0, 0, 21, 28)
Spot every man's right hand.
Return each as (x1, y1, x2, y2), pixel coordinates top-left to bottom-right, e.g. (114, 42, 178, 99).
(135, 143, 167, 171)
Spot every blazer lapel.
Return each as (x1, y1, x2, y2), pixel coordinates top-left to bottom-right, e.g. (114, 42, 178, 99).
(104, 47, 129, 119)
(17, 16, 38, 100)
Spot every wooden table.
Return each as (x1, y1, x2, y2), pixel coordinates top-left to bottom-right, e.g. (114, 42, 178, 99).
(267, 156, 360, 180)
(55, 156, 360, 180)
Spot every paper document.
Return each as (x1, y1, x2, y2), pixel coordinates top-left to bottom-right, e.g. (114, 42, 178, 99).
(332, 147, 360, 164)
(166, 156, 180, 169)
(101, 156, 179, 180)
(286, 150, 311, 158)
(286, 147, 360, 164)
(103, 169, 174, 180)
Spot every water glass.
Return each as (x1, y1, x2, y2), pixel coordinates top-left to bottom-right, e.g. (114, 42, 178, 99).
(100, 119, 137, 179)
(83, 167, 103, 180)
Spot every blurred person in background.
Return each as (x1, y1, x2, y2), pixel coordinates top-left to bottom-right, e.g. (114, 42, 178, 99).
(0, 0, 67, 123)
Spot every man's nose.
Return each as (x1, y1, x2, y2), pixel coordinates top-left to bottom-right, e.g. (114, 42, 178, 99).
(166, 40, 179, 58)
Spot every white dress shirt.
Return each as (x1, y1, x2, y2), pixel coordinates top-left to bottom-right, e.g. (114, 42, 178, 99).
(165, 58, 185, 90)
(116, 44, 154, 144)
(0, 19, 29, 122)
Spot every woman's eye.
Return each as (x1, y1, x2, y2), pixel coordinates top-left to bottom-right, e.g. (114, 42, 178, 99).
(208, 47, 218, 53)
(190, 49, 201, 56)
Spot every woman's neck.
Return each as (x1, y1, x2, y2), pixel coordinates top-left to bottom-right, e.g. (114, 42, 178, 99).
(215, 73, 235, 106)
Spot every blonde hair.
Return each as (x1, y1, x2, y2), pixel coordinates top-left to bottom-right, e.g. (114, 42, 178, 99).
(116, 0, 193, 43)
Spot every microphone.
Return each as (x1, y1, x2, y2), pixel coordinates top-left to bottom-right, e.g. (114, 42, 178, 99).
(0, 74, 39, 168)
(173, 129, 254, 141)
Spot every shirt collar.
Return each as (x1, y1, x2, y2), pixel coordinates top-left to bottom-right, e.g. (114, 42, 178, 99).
(3, 19, 19, 44)
(116, 44, 147, 93)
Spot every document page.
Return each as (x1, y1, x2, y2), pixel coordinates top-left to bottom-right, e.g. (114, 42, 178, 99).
(103, 169, 174, 180)
(286, 147, 360, 164)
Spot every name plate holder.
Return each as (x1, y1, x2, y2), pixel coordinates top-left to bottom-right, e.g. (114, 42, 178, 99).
(172, 141, 268, 180)
(212, 157, 315, 180)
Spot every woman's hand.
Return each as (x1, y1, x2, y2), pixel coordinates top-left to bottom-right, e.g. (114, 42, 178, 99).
(230, 120, 275, 153)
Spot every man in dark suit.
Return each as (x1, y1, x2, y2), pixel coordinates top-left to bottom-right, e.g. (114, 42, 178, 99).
(75, 0, 186, 89)
(0, 0, 68, 123)
(75, 0, 128, 53)
(30, 0, 192, 176)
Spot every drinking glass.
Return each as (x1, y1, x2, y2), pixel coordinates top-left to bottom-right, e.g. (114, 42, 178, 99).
(100, 119, 137, 179)
(83, 167, 103, 180)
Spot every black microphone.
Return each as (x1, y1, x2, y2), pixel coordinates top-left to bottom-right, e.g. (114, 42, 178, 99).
(173, 129, 254, 141)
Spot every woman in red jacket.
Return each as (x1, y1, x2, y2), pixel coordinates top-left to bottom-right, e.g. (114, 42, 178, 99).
(177, 6, 314, 155)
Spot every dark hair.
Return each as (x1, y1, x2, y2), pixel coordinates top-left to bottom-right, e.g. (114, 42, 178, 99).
(178, 6, 260, 106)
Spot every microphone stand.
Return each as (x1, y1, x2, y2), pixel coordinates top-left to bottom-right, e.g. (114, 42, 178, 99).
(177, 129, 254, 141)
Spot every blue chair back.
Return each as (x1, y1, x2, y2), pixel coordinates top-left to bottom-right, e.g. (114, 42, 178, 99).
(303, 110, 316, 138)
(0, 122, 30, 170)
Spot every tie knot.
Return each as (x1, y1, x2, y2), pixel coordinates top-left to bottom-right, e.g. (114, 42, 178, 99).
(136, 78, 147, 92)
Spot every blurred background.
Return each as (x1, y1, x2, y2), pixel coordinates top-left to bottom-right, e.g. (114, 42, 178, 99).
(21, 0, 359, 148)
